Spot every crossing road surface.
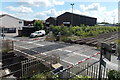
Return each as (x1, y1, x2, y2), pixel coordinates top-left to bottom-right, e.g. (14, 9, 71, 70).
(1, 35, 119, 70)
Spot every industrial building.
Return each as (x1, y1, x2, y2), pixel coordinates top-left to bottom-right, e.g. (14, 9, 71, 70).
(45, 12, 97, 26)
(45, 17, 56, 26)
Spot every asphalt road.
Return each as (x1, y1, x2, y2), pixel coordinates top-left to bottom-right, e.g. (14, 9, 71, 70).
(0, 34, 119, 70)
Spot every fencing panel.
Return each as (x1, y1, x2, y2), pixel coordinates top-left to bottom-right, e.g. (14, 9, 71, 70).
(21, 54, 60, 78)
(2, 40, 14, 53)
(51, 60, 110, 79)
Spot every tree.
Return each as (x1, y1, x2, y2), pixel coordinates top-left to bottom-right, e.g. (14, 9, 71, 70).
(33, 20, 44, 30)
(116, 23, 120, 26)
(100, 22, 109, 24)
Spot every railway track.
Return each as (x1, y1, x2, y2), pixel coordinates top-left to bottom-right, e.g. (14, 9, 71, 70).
(69, 31, 118, 46)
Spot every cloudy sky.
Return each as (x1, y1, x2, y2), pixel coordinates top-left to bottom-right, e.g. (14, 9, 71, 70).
(0, 0, 120, 23)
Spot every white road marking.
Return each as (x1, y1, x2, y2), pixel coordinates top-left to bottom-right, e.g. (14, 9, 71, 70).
(15, 45, 40, 53)
(15, 49, 36, 58)
(57, 49, 99, 61)
(60, 59, 74, 65)
(24, 41, 45, 46)
(28, 39, 41, 43)
(64, 50, 72, 53)
(73, 52, 99, 61)
(15, 44, 75, 66)
(33, 43, 45, 46)
(57, 49, 62, 51)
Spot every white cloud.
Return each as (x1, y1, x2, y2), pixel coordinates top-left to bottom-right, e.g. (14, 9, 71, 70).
(35, 9, 65, 20)
(34, 8, 82, 20)
(79, 3, 118, 23)
(1, 0, 119, 2)
(105, 9, 118, 23)
(0, 11, 8, 15)
(6, 6, 33, 13)
(80, 3, 106, 11)
(20, 0, 64, 7)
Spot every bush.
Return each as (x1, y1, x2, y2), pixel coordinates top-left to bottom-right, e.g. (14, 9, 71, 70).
(107, 70, 120, 80)
(50, 25, 119, 41)
(69, 75, 91, 80)
(30, 72, 51, 80)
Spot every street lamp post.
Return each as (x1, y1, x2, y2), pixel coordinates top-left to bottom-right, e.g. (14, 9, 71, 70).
(2, 26, 5, 39)
(70, 3, 74, 26)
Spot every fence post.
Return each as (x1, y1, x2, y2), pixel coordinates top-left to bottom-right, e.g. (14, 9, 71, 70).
(98, 49, 102, 80)
(93, 65, 95, 78)
(86, 63, 89, 76)
(58, 70, 63, 79)
(91, 65, 94, 78)
(96, 65, 98, 79)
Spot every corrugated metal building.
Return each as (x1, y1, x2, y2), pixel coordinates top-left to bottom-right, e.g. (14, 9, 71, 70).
(45, 17, 56, 26)
(45, 12, 97, 26)
(57, 12, 97, 26)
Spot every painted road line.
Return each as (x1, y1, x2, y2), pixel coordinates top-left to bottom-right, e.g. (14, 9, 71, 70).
(22, 41, 45, 46)
(33, 43, 45, 46)
(57, 48, 99, 61)
(15, 45, 74, 67)
(60, 59, 74, 65)
(15, 45, 40, 53)
(64, 50, 72, 53)
(28, 39, 42, 43)
(15, 49, 36, 58)
(73, 52, 99, 61)
(15, 45, 53, 60)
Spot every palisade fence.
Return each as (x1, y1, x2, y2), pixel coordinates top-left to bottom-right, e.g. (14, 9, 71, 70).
(1, 40, 14, 53)
(50, 58, 110, 79)
(21, 54, 60, 78)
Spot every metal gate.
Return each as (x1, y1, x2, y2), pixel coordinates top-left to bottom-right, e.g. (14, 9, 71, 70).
(21, 54, 60, 78)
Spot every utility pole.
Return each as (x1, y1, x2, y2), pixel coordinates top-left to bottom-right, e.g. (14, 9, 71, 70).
(2, 26, 5, 39)
(112, 15, 115, 25)
(70, 3, 74, 26)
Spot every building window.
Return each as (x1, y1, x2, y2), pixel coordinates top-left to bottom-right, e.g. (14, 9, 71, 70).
(19, 21, 22, 24)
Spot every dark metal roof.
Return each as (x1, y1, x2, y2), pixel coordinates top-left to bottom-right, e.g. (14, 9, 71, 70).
(46, 17, 56, 20)
(57, 12, 97, 19)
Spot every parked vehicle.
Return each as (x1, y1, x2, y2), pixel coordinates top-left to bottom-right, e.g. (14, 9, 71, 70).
(30, 30, 45, 38)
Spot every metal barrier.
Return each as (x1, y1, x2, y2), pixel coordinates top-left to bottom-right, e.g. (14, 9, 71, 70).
(50, 53, 110, 79)
(51, 61, 110, 79)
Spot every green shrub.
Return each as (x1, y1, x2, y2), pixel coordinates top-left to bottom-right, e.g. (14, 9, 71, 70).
(107, 70, 120, 80)
(69, 75, 91, 80)
(30, 72, 51, 80)
(50, 25, 119, 41)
